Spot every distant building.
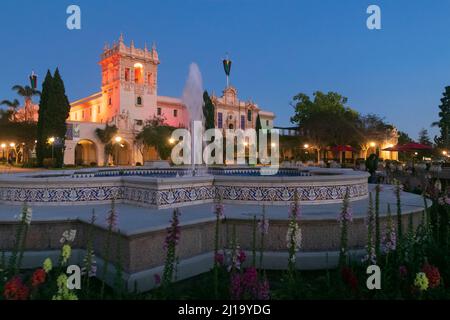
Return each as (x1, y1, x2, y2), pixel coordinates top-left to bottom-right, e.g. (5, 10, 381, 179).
(16, 35, 275, 166)
(274, 126, 300, 137)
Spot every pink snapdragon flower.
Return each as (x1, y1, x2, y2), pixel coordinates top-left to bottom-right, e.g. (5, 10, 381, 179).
(258, 216, 270, 235)
(214, 203, 225, 219)
(164, 208, 181, 251)
(338, 206, 353, 223)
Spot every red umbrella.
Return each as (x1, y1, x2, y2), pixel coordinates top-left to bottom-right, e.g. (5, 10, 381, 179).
(397, 142, 432, 152)
(382, 142, 432, 152)
(331, 145, 356, 152)
(382, 145, 401, 152)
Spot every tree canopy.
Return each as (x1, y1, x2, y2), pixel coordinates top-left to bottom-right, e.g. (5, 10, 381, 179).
(418, 128, 432, 146)
(433, 86, 450, 149)
(135, 117, 176, 160)
(290, 91, 361, 150)
(0, 110, 37, 163)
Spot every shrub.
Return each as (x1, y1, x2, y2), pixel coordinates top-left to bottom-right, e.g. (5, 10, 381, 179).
(42, 158, 56, 168)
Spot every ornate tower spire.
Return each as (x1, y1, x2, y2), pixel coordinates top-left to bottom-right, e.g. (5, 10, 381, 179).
(119, 33, 124, 44)
(151, 41, 158, 61)
(223, 53, 232, 88)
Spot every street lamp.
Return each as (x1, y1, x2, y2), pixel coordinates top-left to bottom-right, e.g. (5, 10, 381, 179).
(168, 137, 175, 145)
(304, 144, 309, 149)
(48, 137, 55, 162)
(114, 136, 123, 166)
(1, 143, 5, 161)
(369, 141, 376, 148)
(9, 143, 16, 164)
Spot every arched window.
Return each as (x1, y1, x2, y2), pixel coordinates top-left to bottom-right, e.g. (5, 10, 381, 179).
(136, 96, 142, 105)
(147, 73, 152, 85)
(134, 63, 144, 84)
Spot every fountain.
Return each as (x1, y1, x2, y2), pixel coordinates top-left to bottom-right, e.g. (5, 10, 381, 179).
(182, 63, 204, 176)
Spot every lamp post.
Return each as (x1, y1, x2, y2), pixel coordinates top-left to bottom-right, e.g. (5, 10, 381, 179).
(48, 137, 55, 162)
(9, 143, 16, 164)
(114, 136, 122, 166)
(1, 143, 5, 161)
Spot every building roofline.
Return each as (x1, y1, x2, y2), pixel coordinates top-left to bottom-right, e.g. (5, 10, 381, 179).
(71, 92, 102, 106)
(157, 95, 183, 105)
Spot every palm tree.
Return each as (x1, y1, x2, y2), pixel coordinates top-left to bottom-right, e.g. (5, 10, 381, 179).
(95, 124, 118, 165)
(12, 85, 40, 122)
(0, 99, 20, 113)
(12, 85, 41, 100)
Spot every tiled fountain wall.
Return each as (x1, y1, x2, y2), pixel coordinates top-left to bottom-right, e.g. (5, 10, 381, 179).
(0, 168, 369, 208)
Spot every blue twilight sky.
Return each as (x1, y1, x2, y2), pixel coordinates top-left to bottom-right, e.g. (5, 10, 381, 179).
(0, 0, 449, 140)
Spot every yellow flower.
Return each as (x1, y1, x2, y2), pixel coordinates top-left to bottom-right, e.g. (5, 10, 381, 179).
(61, 244, 72, 264)
(56, 274, 68, 289)
(43, 258, 53, 273)
(52, 274, 78, 301)
(414, 272, 429, 291)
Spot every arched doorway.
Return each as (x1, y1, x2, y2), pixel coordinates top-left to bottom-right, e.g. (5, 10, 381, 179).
(112, 140, 131, 165)
(143, 145, 159, 162)
(75, 140, 97, 166)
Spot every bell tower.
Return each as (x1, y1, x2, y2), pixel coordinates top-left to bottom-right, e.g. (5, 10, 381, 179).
(99, 34, 160, 126)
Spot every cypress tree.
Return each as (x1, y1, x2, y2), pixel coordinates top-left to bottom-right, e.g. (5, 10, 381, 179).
(434, 86, 450, 149)
(37, 70, 53, 166)
(203, 91, 215, 130)
(256, 114, 262, 162)
(51, 68, 71, 167)
(36, 68, 71, 168)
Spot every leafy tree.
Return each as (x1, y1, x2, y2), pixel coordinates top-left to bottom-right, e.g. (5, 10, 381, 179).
(0, 110, 37, 164)
(398, 130, 413, 145)
(433, 86, 450, 149)
(290, 91, 360, 162)
(396, 130, 414, 162)
(203, 91, 215, 130)
(136, 117, 176, 160)
(356, 114, 395, 159)
(95, 124, 118, 165)
(417, 128, 433, 159)
(418, 128, 432, 146)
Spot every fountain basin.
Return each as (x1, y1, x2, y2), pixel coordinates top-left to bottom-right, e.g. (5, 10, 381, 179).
(0, 167, 369, 207)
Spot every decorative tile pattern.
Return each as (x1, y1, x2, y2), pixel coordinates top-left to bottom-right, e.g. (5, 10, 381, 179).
(0, 181, 367, 206)
(0, 186, 122, 203)
(216, 183, 368, 203)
